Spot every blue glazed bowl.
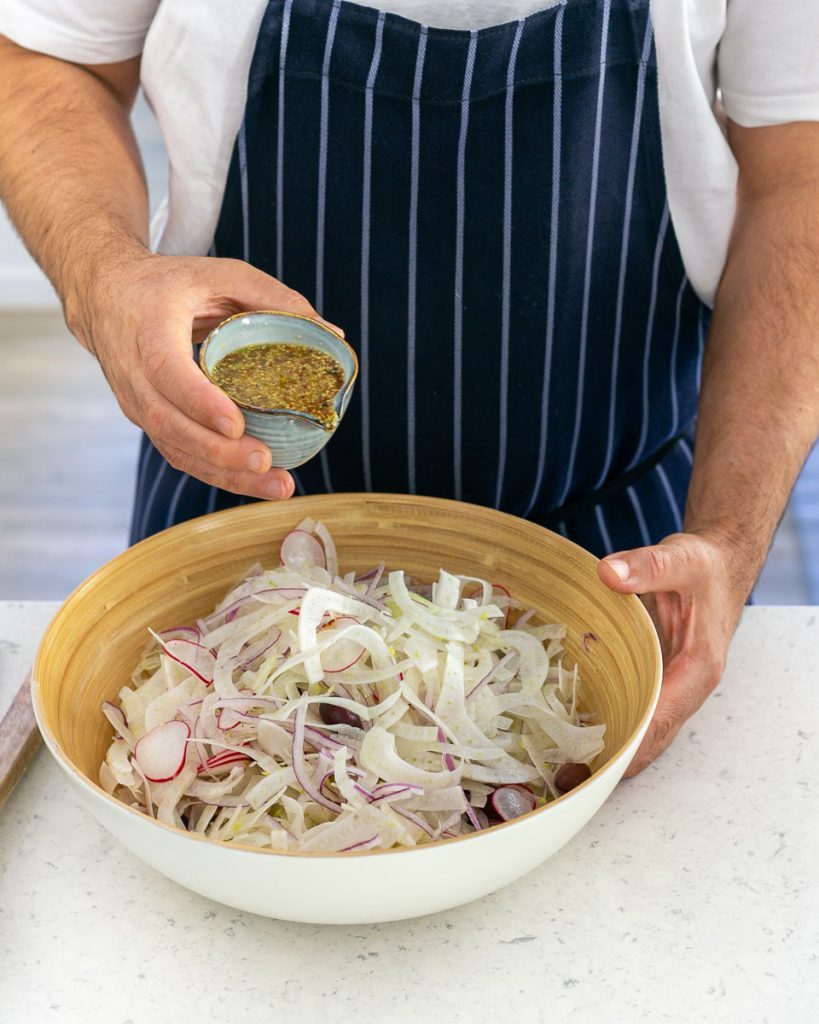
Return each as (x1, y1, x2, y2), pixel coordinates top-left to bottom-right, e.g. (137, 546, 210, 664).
(199, 311, 358, 469)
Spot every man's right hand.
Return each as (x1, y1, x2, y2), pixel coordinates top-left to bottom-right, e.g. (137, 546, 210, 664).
(0, 40, 334, 500)
(66, 249, 336, 500)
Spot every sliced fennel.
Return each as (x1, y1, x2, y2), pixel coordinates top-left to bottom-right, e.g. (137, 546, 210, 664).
(100, 519, 605, 851)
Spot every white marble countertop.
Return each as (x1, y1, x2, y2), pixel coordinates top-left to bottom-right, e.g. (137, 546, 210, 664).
(0, 601, 817, 1024)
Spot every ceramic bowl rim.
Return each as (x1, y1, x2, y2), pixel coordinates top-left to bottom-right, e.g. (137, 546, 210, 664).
(31, 497, 662, 861)
(198, 309, 359, 421)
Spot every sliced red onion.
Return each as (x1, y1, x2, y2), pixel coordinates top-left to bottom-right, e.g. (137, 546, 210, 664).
(292, 705, 342, 813)
(437, 727, 456, 772)
(370, 783, 423, 805)
(465, 650, 516, 701)
(393, 805, 435, 838)
(354, 565, 381, 584)
(365, 561, 385, 597)
(340, 835, 380, 852)
(317, 769, 336, 798)
(473, 808, 490, 830)
(436, 811, 463, 838)
(582, 631, 599, 652)
(332, 578, 385, 611)
(238, 629, 282, 670)
(212, 590, 304, 625)
(280, 530, 326, 570)
(134, 720, 190, 783)
(129, 757, 154, 817)
(275, 717, 348, 751)
(464, 801, 483, 831)
(101, 701, 134, 744)
(158, 625, 202, 642)
(371, 781, 423, 797)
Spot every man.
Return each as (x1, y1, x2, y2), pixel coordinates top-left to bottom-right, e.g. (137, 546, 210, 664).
(0, 0, 817, 776)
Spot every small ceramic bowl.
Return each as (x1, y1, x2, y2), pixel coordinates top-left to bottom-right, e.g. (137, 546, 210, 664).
(199, 310, 358, 469)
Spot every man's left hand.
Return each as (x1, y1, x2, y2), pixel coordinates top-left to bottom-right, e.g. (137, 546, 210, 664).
(597, 531, 754, 777)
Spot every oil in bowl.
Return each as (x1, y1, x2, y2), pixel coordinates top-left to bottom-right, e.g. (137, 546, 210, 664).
(210, 342, 345, 428)
(199, 310, 358, 469)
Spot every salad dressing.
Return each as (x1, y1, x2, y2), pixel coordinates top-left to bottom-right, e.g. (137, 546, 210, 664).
(211, 342, 345, 427)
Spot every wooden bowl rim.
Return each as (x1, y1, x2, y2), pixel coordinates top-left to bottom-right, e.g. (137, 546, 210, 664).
(32, 494, 662, 859)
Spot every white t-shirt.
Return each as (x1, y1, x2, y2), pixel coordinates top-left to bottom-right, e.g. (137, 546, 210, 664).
(2, 0, 818, 304)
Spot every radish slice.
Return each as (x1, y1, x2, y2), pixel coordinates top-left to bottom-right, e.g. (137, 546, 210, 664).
(318, 616, 365, 673)
(280, 530, 326, 571)
(157, 636, 216, 685)
(134, 720, 190, 783)
(217, 707, 246, 730)
(489, 784, 537, 822)
(198, 751, 251, 773)
(323, 637, 365, 673)
(491, 583, 512, 628)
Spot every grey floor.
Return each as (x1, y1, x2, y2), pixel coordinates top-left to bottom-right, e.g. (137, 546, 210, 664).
(0, 309, 813, 602)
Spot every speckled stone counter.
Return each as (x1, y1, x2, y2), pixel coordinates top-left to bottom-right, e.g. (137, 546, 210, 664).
(1, 603, 817, 1024)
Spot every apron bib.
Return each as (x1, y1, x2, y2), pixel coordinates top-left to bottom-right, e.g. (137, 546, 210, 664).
(131, 0, 710, 555)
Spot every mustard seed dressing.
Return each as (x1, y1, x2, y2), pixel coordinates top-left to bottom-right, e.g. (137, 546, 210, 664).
(211, 343, 345, 427)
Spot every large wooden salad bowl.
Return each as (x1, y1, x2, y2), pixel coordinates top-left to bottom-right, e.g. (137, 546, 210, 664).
(32, 494, 661, 923)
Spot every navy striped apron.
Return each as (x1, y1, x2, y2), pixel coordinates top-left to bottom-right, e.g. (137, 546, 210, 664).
(131, 0, 711, 558)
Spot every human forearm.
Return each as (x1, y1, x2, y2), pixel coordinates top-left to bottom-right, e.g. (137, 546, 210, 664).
(0, 35, 315, 501)
(0, 36, 148, 326)
(597, 122, 819, 775)
(685, 121, 819, 592)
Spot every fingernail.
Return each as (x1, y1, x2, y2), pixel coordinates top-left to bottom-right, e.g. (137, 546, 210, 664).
(247, 450, 268, 473)
(217, 416, 239, 439)
(605, 558, 630, 581)
(265, 477, 287, 500)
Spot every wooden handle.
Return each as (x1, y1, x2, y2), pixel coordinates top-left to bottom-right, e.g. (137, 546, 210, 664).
(0, 672, 41, 808)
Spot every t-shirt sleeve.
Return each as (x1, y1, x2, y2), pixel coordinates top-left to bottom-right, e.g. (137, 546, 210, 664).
(0, 0, 160, 64)
(719, 0, 819, 126)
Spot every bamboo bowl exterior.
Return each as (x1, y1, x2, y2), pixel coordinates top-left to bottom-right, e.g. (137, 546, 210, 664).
(32, 494, 661, 924)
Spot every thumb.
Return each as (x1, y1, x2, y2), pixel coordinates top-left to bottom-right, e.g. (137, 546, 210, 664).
(207, 260, 346, 337)
(597, 536, 697, 595)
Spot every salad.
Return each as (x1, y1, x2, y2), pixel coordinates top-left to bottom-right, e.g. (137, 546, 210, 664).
(100, 520, 605, 852)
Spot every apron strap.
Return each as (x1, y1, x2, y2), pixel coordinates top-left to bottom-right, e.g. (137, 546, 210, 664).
(541, 424, 693, 530)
